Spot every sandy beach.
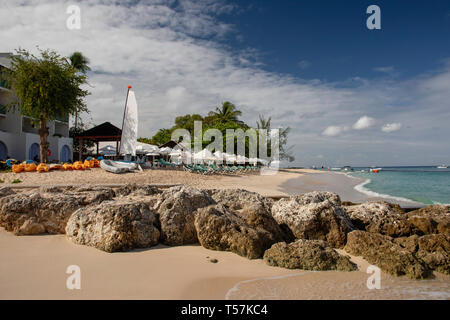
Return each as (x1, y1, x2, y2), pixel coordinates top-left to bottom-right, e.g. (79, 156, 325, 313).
(1, 167, 448, 300)
(1, 228, 449, 300)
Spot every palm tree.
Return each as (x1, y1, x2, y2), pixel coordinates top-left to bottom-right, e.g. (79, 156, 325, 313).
(208, 101, 242, 123)
(69, 52, 90, 129)
(256, 115, 271, 130)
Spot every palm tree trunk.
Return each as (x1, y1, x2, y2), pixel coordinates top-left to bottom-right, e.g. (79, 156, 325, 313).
(38, 116, 49, 163)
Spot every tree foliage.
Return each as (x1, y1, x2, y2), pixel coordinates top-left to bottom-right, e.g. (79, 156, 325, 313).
(144, 101, 294, 162)
(8, 48, 90, 162)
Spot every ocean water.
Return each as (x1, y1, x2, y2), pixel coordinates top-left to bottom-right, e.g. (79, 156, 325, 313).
(345, 166, 450, 205)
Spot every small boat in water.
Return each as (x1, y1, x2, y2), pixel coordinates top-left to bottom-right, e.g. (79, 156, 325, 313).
(437, 165, 448, 169)
(331, 167, 341, 171)
(342, 166, 353, 172)
(370, 167, 382, 173)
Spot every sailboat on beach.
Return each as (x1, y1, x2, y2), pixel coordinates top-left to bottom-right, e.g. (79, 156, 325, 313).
(100, 86, 140, 173)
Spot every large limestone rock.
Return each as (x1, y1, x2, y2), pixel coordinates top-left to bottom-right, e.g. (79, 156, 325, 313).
(0, 187, 15, 198)
(154, 186, 215, 246)
(0, 191, 104, 235)
(271, 191, 353, 248)
(395, 234, 450, 275)
(345, 201, 411, 237)
(207, 188, 273, 212)
(66, 200, 160, 252)
(112, 184, 162, 197)
(263, 239, 357, 271)
(209, 189, 292, 242)
(195, 204, 285, 259)
(344, 230, 429, 279)
(407, 205, 450, 235)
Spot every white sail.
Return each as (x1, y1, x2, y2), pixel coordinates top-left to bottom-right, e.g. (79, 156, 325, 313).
(119, 90, 138, 156)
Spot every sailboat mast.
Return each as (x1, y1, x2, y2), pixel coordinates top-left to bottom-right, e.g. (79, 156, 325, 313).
(119, 85, 132, 155)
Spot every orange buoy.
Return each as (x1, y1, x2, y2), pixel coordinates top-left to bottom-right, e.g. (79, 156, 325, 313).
(36, 163, 49, 173)
(73, 161, 85, 170)
(63, 163, 73, 170)
(24, 163, 37, 172)
(12, 164, 25, 173)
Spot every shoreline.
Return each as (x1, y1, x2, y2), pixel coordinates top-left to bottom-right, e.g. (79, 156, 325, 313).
(279, 170, 425, 208)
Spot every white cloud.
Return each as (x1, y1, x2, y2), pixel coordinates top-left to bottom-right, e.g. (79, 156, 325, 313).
(352, 116, 376, 130)
(322, 126, 349, 137)
(0, 0, 449, 166)
(381, 123, 402, 133)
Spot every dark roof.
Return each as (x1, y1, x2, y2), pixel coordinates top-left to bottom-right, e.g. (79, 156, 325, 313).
(159, 140, 184, 149)
(75, 122, 122, 141)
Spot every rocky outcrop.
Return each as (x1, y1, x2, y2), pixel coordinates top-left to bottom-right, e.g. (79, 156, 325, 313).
(0, 192, 85, 235)
(271, 191, 353, 248)
(344, 201, 411, 237)
(0, 187, 15, 198)
(207, 188, 273, 212)
(154, 186, 215, 246)
(344, 230, 429, 279)
(112, 184, 162, 197)
(0, 187, 116, 235)
(407, 205, 450, 235)
(395, 234, 450, 275)
(66, 199, 160, 252)
(209, 188, 292, 242)
(263, 239, 357, 271)
(195, 204, 285, 259)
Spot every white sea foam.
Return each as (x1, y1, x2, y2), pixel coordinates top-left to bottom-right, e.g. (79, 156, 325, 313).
(353, 178, 422, 205)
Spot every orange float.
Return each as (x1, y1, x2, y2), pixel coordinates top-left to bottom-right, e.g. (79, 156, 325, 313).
(73, 161, 85, 170)
(36, 163, 49, 173)
(12, 164, 25, 173)
(63, 163, 73, 170)
(24, 163, 37, 172)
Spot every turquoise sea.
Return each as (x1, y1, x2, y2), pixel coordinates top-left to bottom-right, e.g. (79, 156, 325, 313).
(345, 166, 450, 205)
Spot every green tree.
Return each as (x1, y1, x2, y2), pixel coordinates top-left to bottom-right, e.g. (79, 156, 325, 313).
(9, 48, 89, 162)
(208, 101, 243, 124)
(151, 128, 172, 146)
(256, 114, 294, 162)
(69, 52, 91, 130)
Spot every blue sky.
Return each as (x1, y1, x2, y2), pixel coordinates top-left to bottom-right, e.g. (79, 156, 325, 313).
(0, 0, 449, 166)
(222, 0, 450, 81)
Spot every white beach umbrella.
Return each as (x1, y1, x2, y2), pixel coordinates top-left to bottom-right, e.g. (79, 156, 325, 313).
(225, 153, 236, 163)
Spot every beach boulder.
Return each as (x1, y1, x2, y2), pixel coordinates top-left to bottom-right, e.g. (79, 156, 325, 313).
(207, 188, 274, 212)
(65, 199, 160, 252)
(345, 201, 412, 237)
(208, 189, 292, 242)
(263, 239, 357, 271)
(344, 230, 429, 279)
(0, 186, 15, 198)
(0, 192, 86, 235)
(406, 205, 450, 235)
(154, 186, 215, 246)
(113, 184, 162, 197)
(271, 191, 353, 248)
(395, 234, 450, 275)
(195, 204, 285, 259)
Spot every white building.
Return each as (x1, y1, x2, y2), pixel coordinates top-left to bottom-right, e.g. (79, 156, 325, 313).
(0, 53, 73, 162)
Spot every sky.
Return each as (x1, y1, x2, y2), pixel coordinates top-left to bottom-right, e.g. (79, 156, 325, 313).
(0, 0, 449, 167)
